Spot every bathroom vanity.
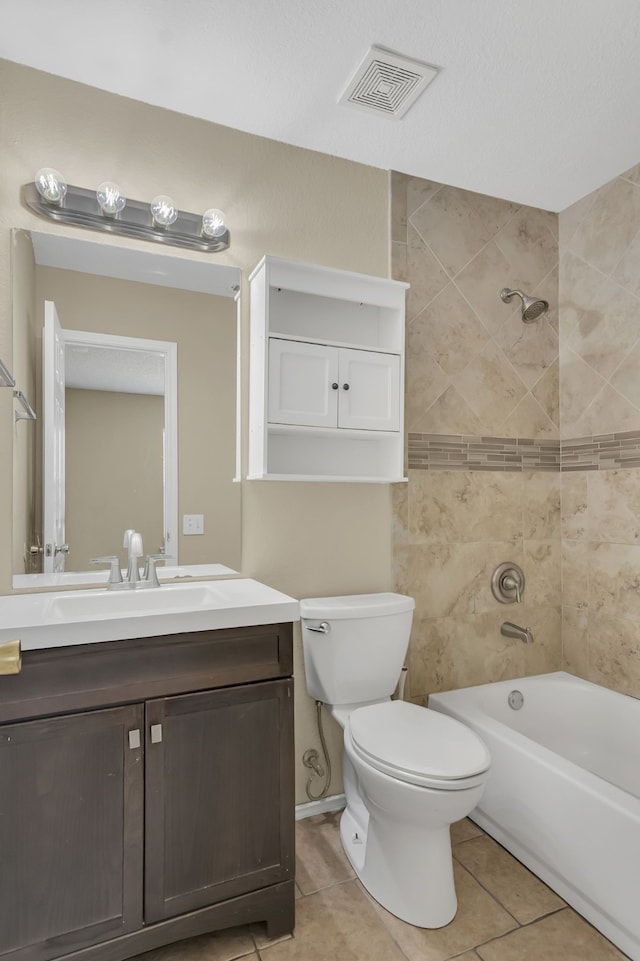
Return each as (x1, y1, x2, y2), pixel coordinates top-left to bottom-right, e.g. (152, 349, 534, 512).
(0, 581, 297, 961)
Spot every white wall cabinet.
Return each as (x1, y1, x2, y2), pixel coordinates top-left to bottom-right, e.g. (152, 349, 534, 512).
(249, 256, 408, 482)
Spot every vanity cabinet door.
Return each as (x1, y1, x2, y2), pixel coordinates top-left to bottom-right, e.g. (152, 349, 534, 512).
(0, 704, 144, 961)
(144, 678, 294, 923)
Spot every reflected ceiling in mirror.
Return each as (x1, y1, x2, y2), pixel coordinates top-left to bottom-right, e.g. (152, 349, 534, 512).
(12, 228, 242, 588)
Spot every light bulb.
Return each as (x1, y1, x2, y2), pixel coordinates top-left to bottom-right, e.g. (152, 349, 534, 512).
(150, 195, 178, 227)
(202, 208, 227, 239)
(34, 167, 67, 204)
(96, 181, 126, 215)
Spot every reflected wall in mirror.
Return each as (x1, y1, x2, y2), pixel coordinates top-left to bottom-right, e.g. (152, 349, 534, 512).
(11, 229, 242, 584)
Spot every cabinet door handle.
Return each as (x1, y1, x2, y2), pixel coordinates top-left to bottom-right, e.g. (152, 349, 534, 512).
(342, 383, 350, 390)
(128, 729, 141, 750)
(150, 723, 163, 744)
(331, 382, 339, 390)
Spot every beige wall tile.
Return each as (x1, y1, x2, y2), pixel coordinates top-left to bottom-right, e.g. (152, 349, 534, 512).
(589, 542, 640, 621)
(530, 359, 559, 427)
(587, 468, 640, 543)
(573, 382, 640, 438)
(410, 186, 515, 278)
(416, 282, 490, 377)
(407, 176, 443, 217)
(588, 613, 640, 697)
(417, 384, 485, 435)
(561, 540, 589, 612)
(558, 344, 607, 435)
(560, 473, 588, 540)
(566, 280, 640, 380)
(609, 340, 640, 409)
(498, 316, 559, 391)
(523, 471, 561, 539)
(455, 240, 515, 335)
(408, 471, 523, 545)
(570, 176, 640, 275)
(493, 207, 559, 292)
(502, 393, 558, 438)
(523, 540, 561, 607)
(391, 481, 409, 547)
(406, 223, 450, 320)
(405, 346, 449, 433)
(390, 170, 408, 244)
(452, 340, 527, 430)
(561, 607, 590, 678)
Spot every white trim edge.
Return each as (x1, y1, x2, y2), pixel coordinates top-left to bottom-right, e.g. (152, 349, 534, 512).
(295, 794, 346, 820)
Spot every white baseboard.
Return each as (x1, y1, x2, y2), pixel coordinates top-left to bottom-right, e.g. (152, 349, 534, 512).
(295, 793, 346, 820)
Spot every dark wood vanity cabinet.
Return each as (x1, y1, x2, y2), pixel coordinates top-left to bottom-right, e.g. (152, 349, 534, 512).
(0, 622, 295, 961)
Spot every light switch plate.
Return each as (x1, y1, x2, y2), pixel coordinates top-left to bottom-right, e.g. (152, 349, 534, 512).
(183, 514, 205, 535)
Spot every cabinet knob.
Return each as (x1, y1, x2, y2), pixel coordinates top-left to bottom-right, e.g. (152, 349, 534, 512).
(331, 382, 339, 390)
(342, 383, 350, 391)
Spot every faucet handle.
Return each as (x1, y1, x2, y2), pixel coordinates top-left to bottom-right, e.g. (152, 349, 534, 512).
(129, 532, 143, 557)
(90, 555, 124, 585)
(143, 554, 173, 587)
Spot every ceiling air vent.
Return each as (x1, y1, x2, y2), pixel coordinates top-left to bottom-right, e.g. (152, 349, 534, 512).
(339, 45, 439, 120)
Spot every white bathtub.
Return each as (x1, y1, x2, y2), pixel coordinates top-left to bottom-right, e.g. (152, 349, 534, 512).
(429, 671, 640, 961)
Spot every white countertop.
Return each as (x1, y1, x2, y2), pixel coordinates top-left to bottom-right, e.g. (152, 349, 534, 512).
(0, 578, 300, 651)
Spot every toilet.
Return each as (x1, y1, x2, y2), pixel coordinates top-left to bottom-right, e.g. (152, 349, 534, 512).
(300, 592, 490, 929)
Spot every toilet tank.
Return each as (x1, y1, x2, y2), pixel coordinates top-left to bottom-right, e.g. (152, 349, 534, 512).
(300, 592, 415, 707)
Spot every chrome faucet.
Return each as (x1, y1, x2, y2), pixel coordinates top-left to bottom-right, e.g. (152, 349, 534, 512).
(90, 555, 123, 587)
(501, 621, 534, 644)
(142, 553, 170, 588)
(124, 529, 144, 585)
(93, 532, 171, 589)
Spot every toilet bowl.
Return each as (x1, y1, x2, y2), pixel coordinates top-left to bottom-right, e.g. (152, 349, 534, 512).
(301, 593, 490, 928)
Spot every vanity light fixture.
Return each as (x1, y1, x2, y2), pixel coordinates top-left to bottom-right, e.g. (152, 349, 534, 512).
(96, 181, 126, 216)
(24, 169, 230, 253)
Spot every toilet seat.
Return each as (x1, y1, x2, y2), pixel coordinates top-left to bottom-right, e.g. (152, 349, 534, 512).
(348, 700, 490, 791)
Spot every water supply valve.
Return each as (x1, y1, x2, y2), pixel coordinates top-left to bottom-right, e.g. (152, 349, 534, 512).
(491, 562, 525, 604)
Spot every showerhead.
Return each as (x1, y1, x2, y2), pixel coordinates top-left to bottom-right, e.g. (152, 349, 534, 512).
(500, 288, 549, 323)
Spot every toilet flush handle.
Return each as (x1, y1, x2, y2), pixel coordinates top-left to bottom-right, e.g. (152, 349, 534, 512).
(307, 621, 330, 634)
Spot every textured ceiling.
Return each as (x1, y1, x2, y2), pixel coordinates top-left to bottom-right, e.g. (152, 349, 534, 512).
(2, 0, 639, 212)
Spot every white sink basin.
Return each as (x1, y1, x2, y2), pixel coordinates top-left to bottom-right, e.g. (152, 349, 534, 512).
(0, 579, 300, 650)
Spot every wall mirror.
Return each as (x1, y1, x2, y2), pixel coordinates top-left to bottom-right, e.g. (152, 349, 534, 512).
(11, 228, 242, 587)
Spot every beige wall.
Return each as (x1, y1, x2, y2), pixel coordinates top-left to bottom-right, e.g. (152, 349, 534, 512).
(560, 163, 640, 696)
(391, 172, 562, 703)
(66, 389, 164, 570)
(0, 58, 392, 804)
(34, 264, 241, 571)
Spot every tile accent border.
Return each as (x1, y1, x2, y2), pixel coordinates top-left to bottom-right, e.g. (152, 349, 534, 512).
(408, 433, 560, 471)
(407, 430, 640, 472)
(562, 430, 640, 471)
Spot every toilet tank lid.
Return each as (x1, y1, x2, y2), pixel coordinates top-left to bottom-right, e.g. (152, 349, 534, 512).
(300, 592, 415, 620)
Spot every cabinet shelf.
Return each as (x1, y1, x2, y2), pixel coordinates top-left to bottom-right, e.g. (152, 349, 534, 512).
(249, 256, 408, 483)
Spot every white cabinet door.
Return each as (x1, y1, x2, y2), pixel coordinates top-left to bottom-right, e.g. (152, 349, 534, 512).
(338, 348, 400, 431)
(268, 339, 339, 428)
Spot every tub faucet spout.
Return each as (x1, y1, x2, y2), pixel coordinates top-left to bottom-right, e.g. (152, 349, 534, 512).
(501, 621, 534, 644)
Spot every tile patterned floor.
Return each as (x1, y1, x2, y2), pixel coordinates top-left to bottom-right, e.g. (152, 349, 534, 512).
(131, 812, 630, 961)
